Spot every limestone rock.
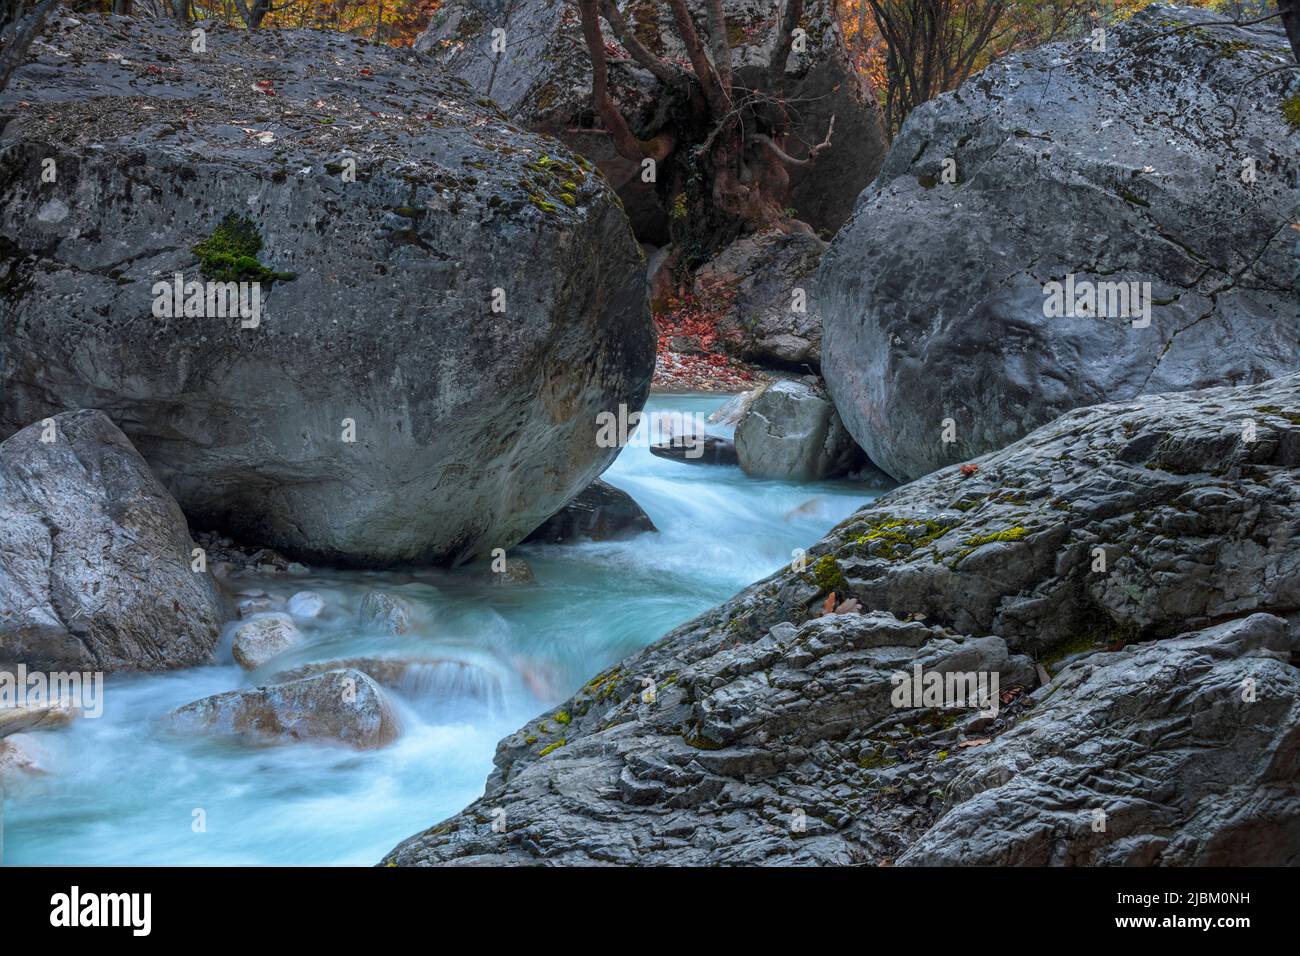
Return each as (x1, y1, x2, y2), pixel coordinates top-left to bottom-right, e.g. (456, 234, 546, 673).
(0, 410, 225, 672)
(0, 16, 653, 567)
(383, 373, 1300, 865)
(165, 669, 400, 750)
(734, 379, 863, 480)
(820, 7, 1299, 481)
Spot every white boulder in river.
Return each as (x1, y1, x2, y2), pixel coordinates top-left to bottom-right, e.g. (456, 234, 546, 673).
(287, 591, 326, 620)
(231, 614, 303, 670)
(0, 410, 225, 672)
(0, 18, 654, 566)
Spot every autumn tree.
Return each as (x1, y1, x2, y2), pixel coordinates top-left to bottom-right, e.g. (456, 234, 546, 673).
(574, 0, 839, 256)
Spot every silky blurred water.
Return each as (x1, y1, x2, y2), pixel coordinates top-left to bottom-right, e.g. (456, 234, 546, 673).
(1, 394, 883, 865)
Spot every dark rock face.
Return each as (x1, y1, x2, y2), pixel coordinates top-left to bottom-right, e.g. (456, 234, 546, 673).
(416, 0, 889, 238)
(164, 669, 400, 750)
(383, 373, 1300, 865)
(820, 6, 1299, 482)
(524, 478, 656, 544)
(695, 228, 825, 370)
(0, 410, 226, 672)
(0, 16, 653, 567)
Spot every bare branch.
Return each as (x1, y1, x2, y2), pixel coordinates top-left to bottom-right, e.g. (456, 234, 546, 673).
(752, 113, 835, 166)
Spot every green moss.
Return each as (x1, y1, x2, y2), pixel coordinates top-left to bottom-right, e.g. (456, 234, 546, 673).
(537, 738, 566, 757)
(964, 526, 1028, 548)
(554, 710, 571, 726)
(193, 214, 295, 284)
(524, 734, 538, 745)
(1283, 95, 1300, 131)
(583, 666, 624, 703)
(683, 731, 722, 751)
(1117, 186, 1150, 208)
(1255, 404, 1300, 424)
(812, 554, 847, 593)
(848, 516, 954, 565)
(1041, 634, 1101, 671)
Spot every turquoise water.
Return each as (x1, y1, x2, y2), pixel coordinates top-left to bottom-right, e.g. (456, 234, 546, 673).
(1, 395, 881, 865)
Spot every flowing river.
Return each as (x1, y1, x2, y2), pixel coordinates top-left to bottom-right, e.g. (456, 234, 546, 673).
(1, 395, 883, 865)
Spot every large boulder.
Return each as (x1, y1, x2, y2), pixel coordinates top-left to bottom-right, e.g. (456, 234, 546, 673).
(382, 372, 1300, 865)
(734, 378, 862, 479)
(0, 16, 653, 567)
(164, 669, 400, 750)
(0, 410, 225, 672)
(820, 6, 1300, 482)
(417, 0, 889, 239)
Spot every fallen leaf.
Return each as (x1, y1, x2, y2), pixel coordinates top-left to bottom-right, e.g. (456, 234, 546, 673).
(958, 738, 992, 748)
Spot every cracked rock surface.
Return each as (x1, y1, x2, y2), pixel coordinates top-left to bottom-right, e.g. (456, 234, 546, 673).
(384, 373, 1300, 865)
(0, 15, 652, 566)
(820, 5, 1299, 482)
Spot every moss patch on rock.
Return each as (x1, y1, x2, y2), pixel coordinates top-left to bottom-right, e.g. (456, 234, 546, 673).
(193, 214, 295, 284)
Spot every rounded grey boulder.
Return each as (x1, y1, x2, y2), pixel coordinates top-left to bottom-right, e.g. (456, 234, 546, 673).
(820, 7, 1299, 482)
(734, 380, 862, 480)
(0, 18, 654, 567)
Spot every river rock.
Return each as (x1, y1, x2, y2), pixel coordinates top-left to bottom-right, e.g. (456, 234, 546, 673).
(734, 379, 862, 480)
(274, 657, 504, 709)
(382, 372, 1300, 865)
(524, 479, 656, 544)
(231, 613, 302, 670)
(0, 16, 653, 567)
(287, 591, 326, 620)
(696, 229, 825, 369)
(707, 387, 764, 426)
(649, 435, 739, 466)
(358, 592, 412, 634)
(0, 735, 44, 781)
(416, 0, 889, 238)
(485, 558, 535, 586)
(0, 410, 226, 672)
(820, 6, 1300, 482)
(165, 669, 400, 750)
(0, 701, 80, 738)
